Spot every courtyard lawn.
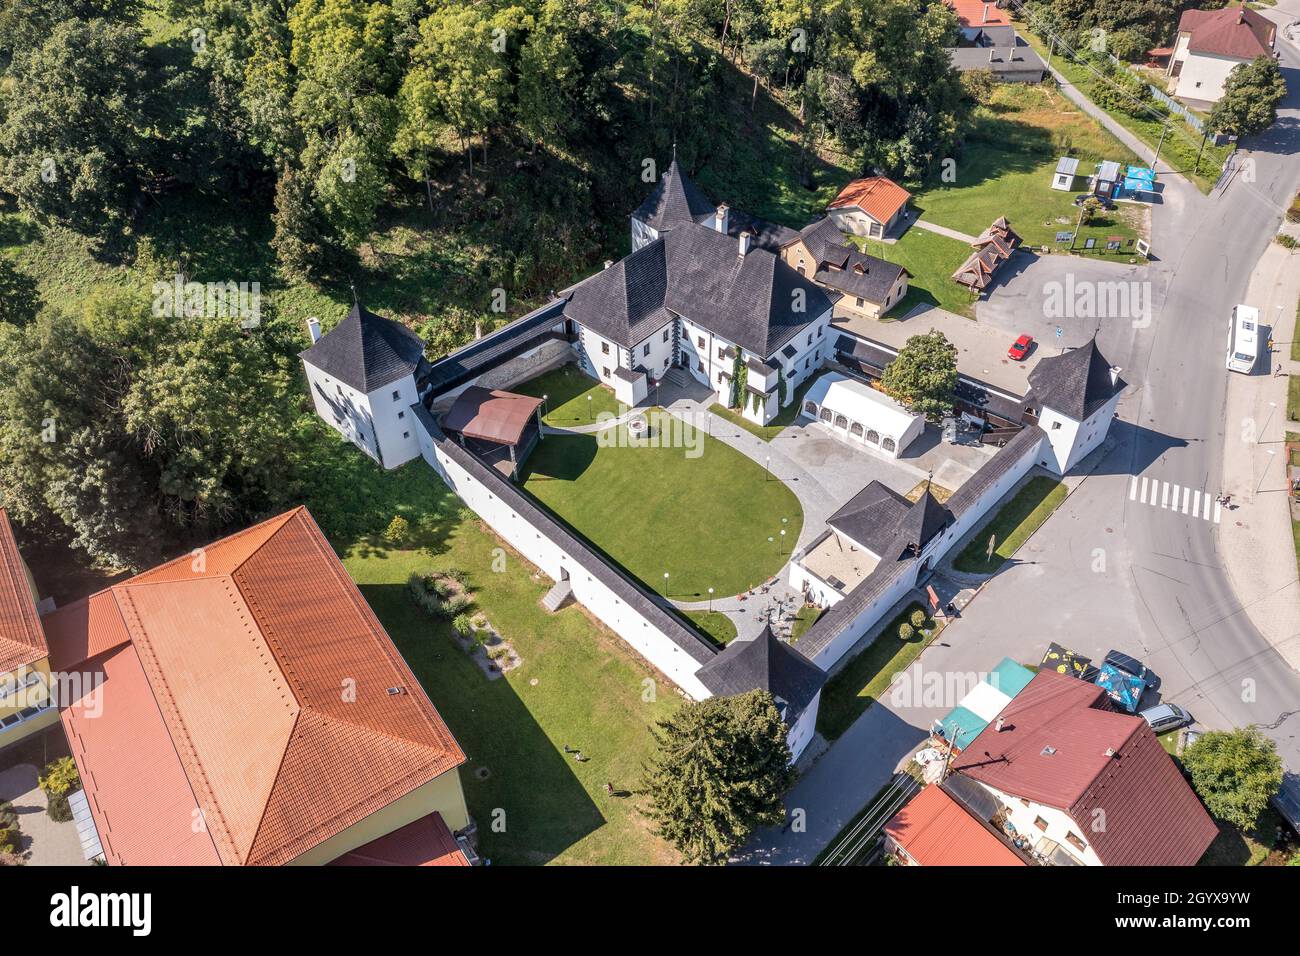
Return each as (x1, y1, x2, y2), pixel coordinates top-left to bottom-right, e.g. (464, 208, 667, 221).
(816, 603, 942, 741)
(519, 409, 803, 599)
(952, 476, 1068, 575)
(707, 374, 820, 442)
(511, 365, 623, 427)
(790, 604, 823, 643)
(852, 228, 977, 318)
(684, 610, 738, 645)
(299, 428, 682, 866)
(911, 84, 1144, 257)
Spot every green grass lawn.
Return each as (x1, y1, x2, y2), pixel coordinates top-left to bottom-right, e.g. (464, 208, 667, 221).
(299, 435, 683, 866)
(1199, 808, 1285, 866)
(912, 84, 1144, 256)
(952, 476, 1068, 575)
(683, 610, 738, 645)
(707, 373, 821, 441)
(1289, 376, 1300, 423)
(790, 604, 823, 643)
(1291, 298, 1300, 363)
(816, 603, 941, 741)
(519, 409, 802, 598)
(853, 228, 978, 318)
(511, 365, 623, 427)
(1016, 27, 1233, 193)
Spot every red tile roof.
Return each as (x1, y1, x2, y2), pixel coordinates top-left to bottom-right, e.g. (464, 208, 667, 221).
(0, 509, 47, 673)
(328, 812, 470, 866)
(950, 670, 1217, 866)
(828, 177, 911, 224)
(947, 0, 1010, 29)
(1178, 6, 1275, 60)
(885, 785, 1026, 866)
(45, 507, 466, 866)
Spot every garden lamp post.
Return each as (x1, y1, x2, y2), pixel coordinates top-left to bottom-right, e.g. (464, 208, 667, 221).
(663, 571, 669, 595)
(779, 528, 786, 555)
(707, 587, 714, 612)
(587, 393, 593, 423)
(764, 456, 771, 481)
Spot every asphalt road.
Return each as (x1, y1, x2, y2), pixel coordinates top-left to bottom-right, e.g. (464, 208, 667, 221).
(953, 5, 1300, 768)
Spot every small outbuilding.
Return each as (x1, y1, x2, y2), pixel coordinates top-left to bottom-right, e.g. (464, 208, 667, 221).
(441, 385, 545, 480)
(1051, 156, 1080, 191)
(1091, 160, 1122, 199)
(799, 372, 924, 458)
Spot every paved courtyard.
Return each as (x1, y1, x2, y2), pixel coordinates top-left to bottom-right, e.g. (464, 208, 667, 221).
(0, 763, 87, 866)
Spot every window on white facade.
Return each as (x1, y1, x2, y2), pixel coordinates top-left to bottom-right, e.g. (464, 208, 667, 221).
(602, 367, 610, 378)
(397, 410, 405, 420)
(855, 297, 864, 308)
(1052, 421, 1062, 430)
(402, 431, 409, 439)
(717, 347, 726, 360)
(643, 343, 650, 357)
(697, 336, 705, 348)
(601, 341, 610, 354)
(391, 390, 400, 401)
(662, 328, 670, 343)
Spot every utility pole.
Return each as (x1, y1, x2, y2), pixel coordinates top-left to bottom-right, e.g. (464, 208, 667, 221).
(1193, 129, 1209, 176)
(939, 723, 963, 782)
(1046, 36, 1056, 70)
(1153, 123, 1169, 171)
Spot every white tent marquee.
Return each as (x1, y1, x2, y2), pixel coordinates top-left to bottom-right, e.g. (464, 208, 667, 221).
(800, 372, 924, 458)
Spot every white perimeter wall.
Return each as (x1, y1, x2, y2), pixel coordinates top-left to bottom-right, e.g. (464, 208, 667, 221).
(417, 428, 714, 700)
(304, 362, 382, 465)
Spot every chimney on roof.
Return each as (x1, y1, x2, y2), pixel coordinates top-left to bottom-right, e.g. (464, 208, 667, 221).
(474, 319, 483, 340)
(1109, 365, 1122, 386)
(738, 230, 753, 257)
(307, 316, 322, 343)
(995, 717, 1006, 732)
(989, 47, 996, 63)
(1104, 747, 1116, 757)
(603, 259, 613, 269)
(983, 3, 990, 24)
(714, 203, 730, 235)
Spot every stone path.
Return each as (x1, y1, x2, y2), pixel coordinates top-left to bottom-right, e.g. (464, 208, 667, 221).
(911, 219, 978, 244)
(0, 763, 87, 866)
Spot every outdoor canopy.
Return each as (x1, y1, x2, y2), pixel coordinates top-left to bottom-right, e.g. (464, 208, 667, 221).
(442, 386, 544, 446)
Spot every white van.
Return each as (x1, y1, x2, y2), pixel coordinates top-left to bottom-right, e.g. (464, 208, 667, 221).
(1226, 305, 1259, 374)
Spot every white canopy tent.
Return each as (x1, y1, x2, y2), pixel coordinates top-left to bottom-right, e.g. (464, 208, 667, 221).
(800, 372, 924, 458)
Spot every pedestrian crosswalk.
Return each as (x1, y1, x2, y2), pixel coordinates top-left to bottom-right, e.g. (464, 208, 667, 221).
(1128, 476, 1221, 523)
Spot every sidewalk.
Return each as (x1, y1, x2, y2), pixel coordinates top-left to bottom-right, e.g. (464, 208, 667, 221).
(1220, 241, 1300, 670)
(911, 219, 978, 244)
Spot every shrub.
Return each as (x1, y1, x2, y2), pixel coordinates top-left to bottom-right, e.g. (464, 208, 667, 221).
(898, 622, 914, 641)
(46, 793, 72, 823)
(1277, 234, 1298, 250)
(444, 594, 473, 617)
(383, 515, 410, 544)
(451, 614, 474, 637)
(909, 609, 927, 630)
(39, 757, 79, 800)
(0, 826, 18, 855)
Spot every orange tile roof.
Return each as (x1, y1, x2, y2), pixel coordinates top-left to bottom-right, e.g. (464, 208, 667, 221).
(947, 0, 1011, 29)
(47, 506, 467, 866)
(885, 785, 1026, 866)
(328, 812, 470, 866)
(0, 509, 47, 673)
(827, 177, 911, 224)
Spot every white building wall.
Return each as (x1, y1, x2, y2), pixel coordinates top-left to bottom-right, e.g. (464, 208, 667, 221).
(786, 692, 820, 761)
(576, 325, 626, 388)
(631, 217, 659, 252)
(303, 362, 381, 465)
(974, 780, 1102, 866)
(1037, 393, 1118, 474)
(1174, 50, 1249, 102)
(367, 376, 423, 470)
(805, 568, 918, 671)
(417, 429, 714, 700)
(788, 556, 845, 610)
(631, 321, 676, 382)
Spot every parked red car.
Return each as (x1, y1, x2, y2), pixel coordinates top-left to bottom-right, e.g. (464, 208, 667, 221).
(1008, 334, 1034, 361)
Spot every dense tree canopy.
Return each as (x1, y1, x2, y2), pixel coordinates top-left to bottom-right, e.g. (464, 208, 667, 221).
(880, 329, 958, 419)
(1208, 56, 1288, 138)
(640, 690, 794, 864)
(1182, 727, 1283, 831)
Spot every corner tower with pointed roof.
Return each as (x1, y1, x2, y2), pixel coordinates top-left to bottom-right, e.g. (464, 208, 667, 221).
(630, 157, 718, 251)
(1028, 338, 1126, 473)
(300, 302, 432, 470)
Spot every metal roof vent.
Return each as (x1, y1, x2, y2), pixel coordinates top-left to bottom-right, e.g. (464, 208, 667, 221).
(386, 686, 406, 696)
(1041, 745, 1057, 756)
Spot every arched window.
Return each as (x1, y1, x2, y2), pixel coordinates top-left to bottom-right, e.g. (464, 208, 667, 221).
(804, 400, 818, 415)
(866, 429, 880, 444)
(850, 422, 864, 437)
(882, 437, 897, 453)
(834, 414, 848, 429)
(819, 408, 832, 423)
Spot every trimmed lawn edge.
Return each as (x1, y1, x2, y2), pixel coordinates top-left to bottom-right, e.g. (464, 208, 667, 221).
(816, 602, 943, 741)
(683, 609, 738, 646)
(952, 476, 1067, 575)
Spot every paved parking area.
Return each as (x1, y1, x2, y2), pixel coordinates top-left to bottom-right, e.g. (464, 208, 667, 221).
(835, 304, 1041, 396)
(0, 763, 87, 866)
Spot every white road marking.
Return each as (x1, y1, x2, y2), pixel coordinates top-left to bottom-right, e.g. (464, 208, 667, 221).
(1182, 486, 1191, 514)
(1191, 489, 1200, 516)
(1129, 476, 1139, 501)
(1213, 500, 1222, 524)
(1140, 476, 1149, 504)
(1130, 477, 1220, 524)
(1161, 483, 1171, 509)
(1204, 494, 1212, 521)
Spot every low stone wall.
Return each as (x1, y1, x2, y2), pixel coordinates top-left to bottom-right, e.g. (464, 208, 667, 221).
(475, 339, 575, 392)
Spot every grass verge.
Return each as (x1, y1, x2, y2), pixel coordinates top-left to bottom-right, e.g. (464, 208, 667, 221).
(683, 610, 738, 645)
(952, 476, 1067, 575)
(816, 603, 941, 741)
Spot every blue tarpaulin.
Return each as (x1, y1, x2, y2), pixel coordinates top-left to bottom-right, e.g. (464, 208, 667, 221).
(1094, 662, 1148, 713)
(1122, 165, 1156, 197)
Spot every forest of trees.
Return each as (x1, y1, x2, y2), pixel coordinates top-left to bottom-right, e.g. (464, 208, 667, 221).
(0, 0, 975, 568)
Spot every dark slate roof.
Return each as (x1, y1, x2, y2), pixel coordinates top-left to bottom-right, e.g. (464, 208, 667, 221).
(422, 299, 568, 398)
(790, 217, 907, 304)
(894, 490, 955, 556)
(1027, 339, 1125, 421)
(696, 626, 825, 715)
(946, 425, 1047, 519)
(633, 158, 717, 233)
(300, 303, 429, 393)
(796, 556, 918, 658)
(834, 333, 896, 375)
(417, 409, 718, 666)
(563, 222, 832, 357)
(948, 45, 1045, 74)
(827, 481, 911, 555)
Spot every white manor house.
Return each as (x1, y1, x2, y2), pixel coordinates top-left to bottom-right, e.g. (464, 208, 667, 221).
(302, 159, 1125, 760)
